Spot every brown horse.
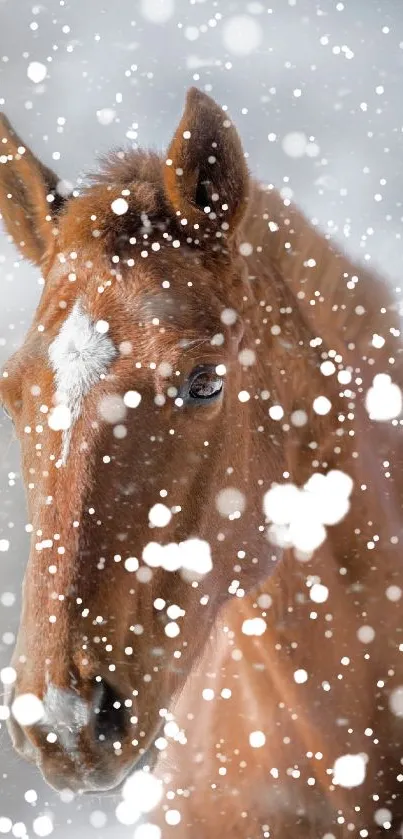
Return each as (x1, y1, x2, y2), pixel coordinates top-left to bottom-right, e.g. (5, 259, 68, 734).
(1, 87, 403, 837)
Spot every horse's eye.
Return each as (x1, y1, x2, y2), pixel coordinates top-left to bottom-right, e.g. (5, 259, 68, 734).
(188, 368, 223, 402)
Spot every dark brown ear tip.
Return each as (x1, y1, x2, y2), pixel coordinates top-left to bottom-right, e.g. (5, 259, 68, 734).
(185, 86, 220, 114)
(186, 86, 205, 103)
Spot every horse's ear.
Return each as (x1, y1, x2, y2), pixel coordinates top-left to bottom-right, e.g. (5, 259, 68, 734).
(0, 114, 66, 266)
(164, 88, 249, 240)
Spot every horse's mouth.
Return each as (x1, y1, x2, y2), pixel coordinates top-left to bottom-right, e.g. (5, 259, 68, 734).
(80, 722, 164, 796)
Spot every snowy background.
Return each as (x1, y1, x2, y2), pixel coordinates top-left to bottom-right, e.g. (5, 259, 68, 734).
(0, 0, 402, 835)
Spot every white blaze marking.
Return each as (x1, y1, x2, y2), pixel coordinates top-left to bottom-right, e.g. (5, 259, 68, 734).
(48, 301, 117, 463)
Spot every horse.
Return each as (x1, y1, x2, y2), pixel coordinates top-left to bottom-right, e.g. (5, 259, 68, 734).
(1, 86, 403, 838)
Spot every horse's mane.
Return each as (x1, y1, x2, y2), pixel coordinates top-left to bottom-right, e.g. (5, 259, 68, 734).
(87, 147, 164, 189)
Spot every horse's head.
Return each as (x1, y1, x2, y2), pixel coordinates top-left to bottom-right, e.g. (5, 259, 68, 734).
(0, 88, 301, 792)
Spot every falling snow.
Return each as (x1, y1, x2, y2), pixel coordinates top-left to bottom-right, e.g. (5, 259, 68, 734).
(242, 617, 267, 636)
(140, 0, 174, 24)
(47, 403, 72, 432)
(293, 668, 308, 684)
(249, 730, 266, 748)
(27, 61, 47, 83)
(134, 826, 161, 839)
(142, 538, 213, 575)
(148, 503, 172, 527)
(32, 815, 53, 837)
(11, 693, 45, 727)
(98, 394, 127, 424)
(124, 390, 142, 408)
(216, 487, 246, 518)
(389, 686, 403, 717)
(309, 583, 329, 603)
(96, 107, 116, 125)
(222, 15, 263, 57)
(263, 470, 353, 557)
(111, 197, 129, 215)
(332, 754, 367, 788)
(122, 771, 163, 813)
(365, 373, 402, 421)
(282, 131, 308, 158)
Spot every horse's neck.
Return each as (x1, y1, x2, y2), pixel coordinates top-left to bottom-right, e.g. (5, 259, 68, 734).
(244, 182, 402, 387)
(242, 183, 403, 571)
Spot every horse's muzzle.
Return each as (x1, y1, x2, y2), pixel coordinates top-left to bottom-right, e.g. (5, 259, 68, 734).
(6, 677, 141, 793)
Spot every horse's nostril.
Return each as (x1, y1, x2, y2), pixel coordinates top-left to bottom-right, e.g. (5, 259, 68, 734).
(92, 680, 128, 744)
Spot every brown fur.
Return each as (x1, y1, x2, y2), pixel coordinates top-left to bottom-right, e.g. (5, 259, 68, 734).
(1, 88, 403, 837)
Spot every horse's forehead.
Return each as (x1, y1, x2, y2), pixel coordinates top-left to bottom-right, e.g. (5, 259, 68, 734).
(15, 287, 208, 391)
(5, 247, 225, 402)
(48, 299, 118, 389)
